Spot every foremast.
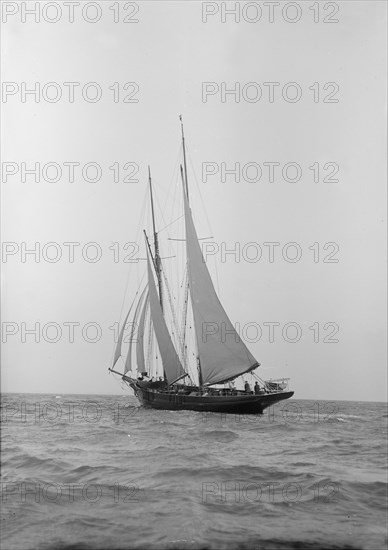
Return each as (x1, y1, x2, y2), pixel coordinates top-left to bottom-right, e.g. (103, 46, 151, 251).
(145, 166, 165, 380)
(148, 166, 163, 311)
(145, 164, 189, 386)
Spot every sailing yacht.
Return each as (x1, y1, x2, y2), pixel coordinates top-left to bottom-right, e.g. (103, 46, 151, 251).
(109, 118, 294, 414)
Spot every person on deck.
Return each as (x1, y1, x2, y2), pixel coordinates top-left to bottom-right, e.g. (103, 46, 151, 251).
(244, 381, 251, 393)
(254, 381, 261, 395)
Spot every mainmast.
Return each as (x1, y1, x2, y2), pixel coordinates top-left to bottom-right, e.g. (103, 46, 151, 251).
(180, 115, 190, 204)
(148, 166, 163, 311)
(180, 116, 203, 389)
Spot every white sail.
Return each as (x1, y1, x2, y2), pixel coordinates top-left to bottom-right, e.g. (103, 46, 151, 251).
(112, 307, 132, 369)
(183, 191, 259, 386)
(136, 293, 149, 375)
(146, 251, 186, 383)
(124, 286, 148, 375)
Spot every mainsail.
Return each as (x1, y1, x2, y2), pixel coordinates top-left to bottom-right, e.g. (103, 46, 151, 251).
(183, 191, 259, 386)
(146, 251, 186, 383)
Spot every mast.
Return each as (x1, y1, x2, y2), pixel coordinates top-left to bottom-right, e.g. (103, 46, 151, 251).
(197, 357, 203, 389)
(145, 236, 186, 384)
(148, 166, 163, 311)
(179, 165, 190, 372)
(180, 120, 260, 387)
(180, 117, 203, 389)
(143, 230, 164, 380)
(180, 115, 189, 204)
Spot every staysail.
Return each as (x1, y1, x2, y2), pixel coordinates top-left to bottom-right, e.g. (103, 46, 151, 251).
(112, 307, 132, 369)
(146, 251, 186, 383)
(183, 191, 259, 386)
(112, 286, 146, 369)
(124, 286, 148, 374)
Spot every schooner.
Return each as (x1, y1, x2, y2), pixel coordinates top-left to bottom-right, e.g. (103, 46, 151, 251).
(109, 118, 294, 413)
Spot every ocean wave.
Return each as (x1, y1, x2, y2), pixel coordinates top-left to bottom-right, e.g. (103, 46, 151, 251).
(2, 395, 386, 550)
(200, 430, 239, 442)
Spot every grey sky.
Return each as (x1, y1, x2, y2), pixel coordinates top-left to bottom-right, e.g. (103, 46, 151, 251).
(1, 1, 386, 401)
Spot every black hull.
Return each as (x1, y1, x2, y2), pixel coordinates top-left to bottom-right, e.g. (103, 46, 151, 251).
(130, 383, 293, 414)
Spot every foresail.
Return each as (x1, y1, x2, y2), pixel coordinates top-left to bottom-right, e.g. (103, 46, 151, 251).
(183, 192, 259, 386)
(136, 292, 149, 375)
(146, 252, 186, 384)
(124, 286, 148, 375)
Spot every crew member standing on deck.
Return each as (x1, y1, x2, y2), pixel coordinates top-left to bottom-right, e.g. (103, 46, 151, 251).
(244, 381, 251, 393)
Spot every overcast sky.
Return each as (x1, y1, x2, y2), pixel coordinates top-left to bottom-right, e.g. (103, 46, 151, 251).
(1, 1, 386, 401)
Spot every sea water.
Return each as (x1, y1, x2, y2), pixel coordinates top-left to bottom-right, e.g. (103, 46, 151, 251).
(1, 394, 387, 550)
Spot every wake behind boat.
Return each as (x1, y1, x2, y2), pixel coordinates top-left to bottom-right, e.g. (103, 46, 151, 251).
(109, 118, 294, 413)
